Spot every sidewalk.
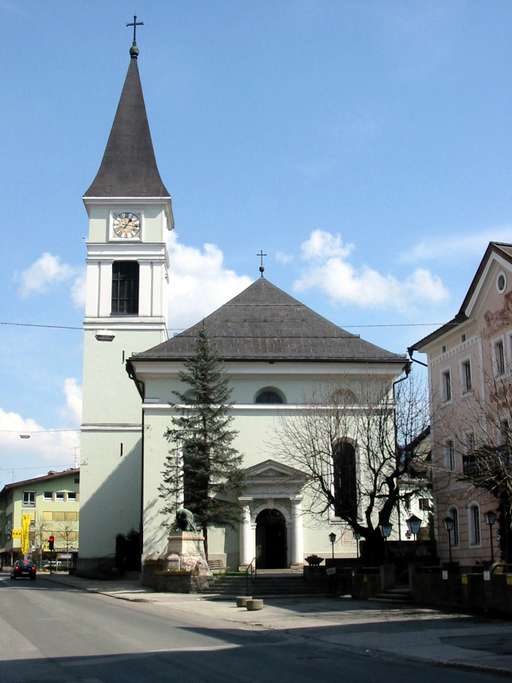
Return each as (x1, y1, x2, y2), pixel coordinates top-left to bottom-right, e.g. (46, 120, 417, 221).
(42, 573, 512, 676)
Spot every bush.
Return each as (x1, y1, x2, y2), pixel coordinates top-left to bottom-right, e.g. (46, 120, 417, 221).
(305, 554, 324, 566)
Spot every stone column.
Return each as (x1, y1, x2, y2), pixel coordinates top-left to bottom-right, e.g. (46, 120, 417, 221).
(290, 497, 304, 567)
(239, 501, 254, 568)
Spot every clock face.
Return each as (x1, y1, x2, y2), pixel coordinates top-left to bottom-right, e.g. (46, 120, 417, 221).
(112, 212, 141, 239)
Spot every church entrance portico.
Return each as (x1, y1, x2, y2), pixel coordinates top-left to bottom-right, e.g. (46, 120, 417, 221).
(238, 460, 307, 570)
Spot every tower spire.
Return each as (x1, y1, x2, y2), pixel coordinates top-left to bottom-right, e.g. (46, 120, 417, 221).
(83, 31, 169, 198)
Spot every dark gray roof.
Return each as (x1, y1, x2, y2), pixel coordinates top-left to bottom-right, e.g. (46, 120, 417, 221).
(84, 53, 169, 197)
(133, 278, 406, 364)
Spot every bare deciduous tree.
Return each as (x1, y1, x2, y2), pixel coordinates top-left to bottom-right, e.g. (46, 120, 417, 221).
(273, 373, 429, 563)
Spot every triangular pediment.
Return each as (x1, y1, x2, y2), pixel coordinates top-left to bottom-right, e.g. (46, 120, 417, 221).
(243, 459, 307, 483)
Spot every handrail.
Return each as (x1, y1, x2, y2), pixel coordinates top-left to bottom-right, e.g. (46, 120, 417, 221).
(246, 557, 257, 596)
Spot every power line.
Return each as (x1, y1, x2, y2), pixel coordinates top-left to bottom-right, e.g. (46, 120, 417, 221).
(0, 429, 80, 434)
(0, 319, 457, 332)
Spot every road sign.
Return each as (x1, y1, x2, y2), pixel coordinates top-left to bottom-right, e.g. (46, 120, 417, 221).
(11, 528, 22, 539)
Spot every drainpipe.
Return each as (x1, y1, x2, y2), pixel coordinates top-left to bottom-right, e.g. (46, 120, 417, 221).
(393, 362, 412, 542)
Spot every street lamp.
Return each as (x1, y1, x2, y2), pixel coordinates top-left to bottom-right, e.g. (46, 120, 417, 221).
(329, 532, 336, 559)
(444, 516, 454, 564)
(485, 510, 498, 563)
(19, 434, 31, 439)
(380, 522, 393, 540)
(406, 514, 422, 541)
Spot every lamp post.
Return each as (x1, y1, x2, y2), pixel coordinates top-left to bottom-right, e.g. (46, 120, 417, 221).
(485, 511, 497, 563)
(444, 516, 454, 564)
(380, 522, 393, 541)
(329, 532, 336, 559)
(406, 514, 422, 541)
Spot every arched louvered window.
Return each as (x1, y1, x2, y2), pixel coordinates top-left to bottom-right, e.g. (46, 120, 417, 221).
(112, 261, 139, 315)
(255, 387, 286, 404)
(333, 441, 357, 518)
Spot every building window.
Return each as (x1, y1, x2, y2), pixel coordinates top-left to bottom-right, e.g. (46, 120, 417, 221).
(254, 387, 286, 404)
(444, 440, 455, 471)
(442, 370, 452, 402)
(67, 491, 77, 501)
(469, 504, 481, 546)
(461, 334, 466, 343)
(43, 491, 53, 501)
(442, 345, 447, 353)
(497, 272, 507, 293)
(418, 498, 431, 511)
(494, 339, 505, 376)
(461, 360, 472, 393)
(23, 491, 35, 507)
(55, 492, 65, 502)
(111, 261, 139, 315)
(447, 506, 459, 546)
(332, 441, 357, 518)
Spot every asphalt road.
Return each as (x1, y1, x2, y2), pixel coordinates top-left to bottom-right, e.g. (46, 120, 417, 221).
(0, 573, 506, 683)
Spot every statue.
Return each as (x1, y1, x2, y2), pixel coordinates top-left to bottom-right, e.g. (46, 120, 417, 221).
(174, 507, 197, 532)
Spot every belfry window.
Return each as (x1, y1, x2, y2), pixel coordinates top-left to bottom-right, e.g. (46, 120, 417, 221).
(112, 261, 139, 315)
(255, 387, 286, 404)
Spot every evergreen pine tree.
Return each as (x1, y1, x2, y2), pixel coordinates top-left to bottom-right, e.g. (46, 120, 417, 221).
(159, 327, 244, 557)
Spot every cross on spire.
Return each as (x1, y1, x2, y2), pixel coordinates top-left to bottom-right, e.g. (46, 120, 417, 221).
(257, 250, 267, 277)
(126, 15, 144, 57)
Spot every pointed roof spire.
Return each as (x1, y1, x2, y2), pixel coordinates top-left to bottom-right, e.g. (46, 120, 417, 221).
(84, 33, 169, 198)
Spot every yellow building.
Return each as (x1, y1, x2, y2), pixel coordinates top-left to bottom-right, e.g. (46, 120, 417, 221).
(0, 469, 79, 566)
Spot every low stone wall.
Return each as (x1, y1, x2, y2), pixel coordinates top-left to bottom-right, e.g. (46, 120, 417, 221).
(411, 565, 512, 616)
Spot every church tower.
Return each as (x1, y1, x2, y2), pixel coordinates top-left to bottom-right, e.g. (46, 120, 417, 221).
(78, 34, 173, 573)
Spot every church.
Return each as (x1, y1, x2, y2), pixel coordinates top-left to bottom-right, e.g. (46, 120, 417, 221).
(77, 37, 407, 575)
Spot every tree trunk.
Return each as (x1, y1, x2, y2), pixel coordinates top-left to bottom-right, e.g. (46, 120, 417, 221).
(360, 529, 385, 565)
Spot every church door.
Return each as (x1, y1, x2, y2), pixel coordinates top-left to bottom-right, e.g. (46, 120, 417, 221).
(256, 509, 287, 569)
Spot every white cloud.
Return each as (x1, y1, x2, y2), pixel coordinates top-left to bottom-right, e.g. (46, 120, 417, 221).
(300, 229, 354, 261)
(275, 250, 294, 265)
(70, 271, 86, 310)
(294, 230, 448, 311)
(167, 232, 251, 329)
(0, 408, 79, 466)
(18, 252, 75, 298)
(400, 226, 512, 264)
(62, 378, 82, 425)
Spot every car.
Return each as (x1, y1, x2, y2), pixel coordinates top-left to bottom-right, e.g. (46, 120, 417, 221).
(11, 559, 37, 581)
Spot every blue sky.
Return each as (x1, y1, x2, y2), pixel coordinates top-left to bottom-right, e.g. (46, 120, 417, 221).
(2, 0, 512, 485)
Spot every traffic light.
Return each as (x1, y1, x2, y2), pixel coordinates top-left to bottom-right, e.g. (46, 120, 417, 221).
(48, 535, 55, 551)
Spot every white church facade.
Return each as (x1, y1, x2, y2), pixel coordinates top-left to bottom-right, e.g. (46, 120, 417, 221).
(78, 40, 407, 575)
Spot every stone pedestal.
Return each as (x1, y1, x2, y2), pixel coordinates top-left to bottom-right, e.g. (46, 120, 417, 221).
(166, 532, 211, 576)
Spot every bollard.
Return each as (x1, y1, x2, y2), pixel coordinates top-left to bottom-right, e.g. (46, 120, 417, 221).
(236, 596, 252, 608)
(246, 598, 264, 611)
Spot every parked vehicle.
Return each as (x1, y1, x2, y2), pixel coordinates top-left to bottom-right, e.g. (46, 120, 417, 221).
(11, 559, 37, 581)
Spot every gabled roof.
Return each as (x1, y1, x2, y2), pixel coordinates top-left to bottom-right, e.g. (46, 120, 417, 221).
(0, 468, 79, 496)
(132, 278, 406, 364)
(411, 241, 512, 352)
(84, 51, 169, 198)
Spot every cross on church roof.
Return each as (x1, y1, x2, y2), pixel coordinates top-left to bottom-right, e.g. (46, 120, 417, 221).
(126, 15, 144, 57)
(257, 250, 267, 277)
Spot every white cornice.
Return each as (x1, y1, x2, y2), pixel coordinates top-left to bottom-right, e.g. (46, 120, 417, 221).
(81, 423, 142, 432)
(143, 403, 384, 412)
(86, 242, 168, 262)
(131, 360, 403, 378)
(84, 317, 167, 331)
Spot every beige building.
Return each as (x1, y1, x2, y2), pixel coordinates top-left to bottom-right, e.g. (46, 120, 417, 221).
(0, 469, 80, 565)
(412, 242, 512, 565)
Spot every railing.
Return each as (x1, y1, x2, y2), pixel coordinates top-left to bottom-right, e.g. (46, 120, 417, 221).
(246, 557, 257, 596)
